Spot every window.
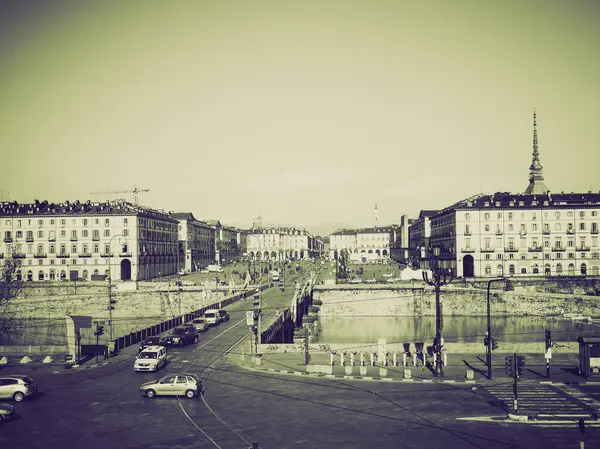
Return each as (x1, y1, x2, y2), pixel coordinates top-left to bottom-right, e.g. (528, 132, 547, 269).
(60, 245, 66, 255)
(580, 223, 586, 231)
(567, 211, 574, 217)
(568, 240, 574, 247)
(556, 253, 562, 259)
(593, 211, 598, 217)
(568, 253, 575, 259)
(93, 230, 99, 239)
(555, 223, 561, 231)
(580, 211, 585, 218)
(508, 224, 514, 231)
(521, 255, 526, 260)
(16, 231, 22, 238)
(545, 254, 551, 259)
(49, 245, 55, 254)
(104, 230, 110, 237)
(508, 213, 513, 221)
(484, 225, 490, 232)
(82, 230, 88, 237)
(61, 230, 66, 237)
(38, 230, 43, 238)
(83, 219, 88, 226)
(555, 212, 560, 219)
(520, 224, 526, 232)
(485, 254, 490, 260)
(37, 244, 44, 255)
(105, 218, 110, 226)
(83, 244, 88, 254)
(124, 218, 128, 226)
(509, 265, 515, 274)
(94, 244, 99, 253)
(71, 230, 77, 240)
(544, 223, 550, 232)
(484, 213, 490, 221)
(123, 229, 129, 237)
(521, 267, 527, 274)
(465, 225, 470, 234)
(105, 244, 110, 254)
(532, 223, 537, 231)
(95, 219, 99, 225)
(27, 230, 33, 240)
(71, 245, 77, 253)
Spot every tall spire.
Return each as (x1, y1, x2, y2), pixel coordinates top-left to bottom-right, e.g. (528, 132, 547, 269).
(524, 110, 549, 195)
(373, 203, 379, 228)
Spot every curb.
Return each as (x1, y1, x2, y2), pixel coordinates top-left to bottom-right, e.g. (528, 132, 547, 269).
(233, 361, 600, 386)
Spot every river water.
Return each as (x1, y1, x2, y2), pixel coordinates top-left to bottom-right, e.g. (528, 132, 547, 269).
(313, 316, 600, 344)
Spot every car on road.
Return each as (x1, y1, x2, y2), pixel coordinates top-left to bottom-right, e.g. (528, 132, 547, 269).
(217, 309, 230, 322)
(164, 326, 199, 347)
(190, 317, 209, 332)
(204, 310, 220, 326)
(178, 280, 196, 286)
(364, 278, 377, 284)
(382, 273, 393, 278)
(177, 269, 187, 276)
(0, 375, 38, 402)
(140, 373, 203, 399)
(134, 346, 167, 372)
(0, 403, 16, 423)
(139, 336, 164, 353)
(349, 278, 362, 284)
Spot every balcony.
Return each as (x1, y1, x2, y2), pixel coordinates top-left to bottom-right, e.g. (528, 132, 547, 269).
(25, 237, 34, 243)
(56, 253, 70, 258)
(461, 248, 475, 253)
(528, 247, 543, 252)
(495, 231, 503, 235)
(79, 253, 92, 258)
(70, 237, 78, 242)
(34, 253, 47, 258)
(481, 248, 495, 253)
(119, 252, 133, 257)
(566, 229, 574, 235)
(578, 246, 591, 252)
(505, 247, 519, 252)
(92, 236, 100, 241)
(3, 237, 12, 243)
(13, 253, 26, 259)
(592, 229, 599, 235)
(542, 230, 550, 235)
(48, 237, 55, 242)
(551, 247, 566, 252)
(100, 253, 114, 258)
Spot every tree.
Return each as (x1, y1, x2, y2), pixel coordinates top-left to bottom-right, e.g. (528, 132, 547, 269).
(0, 254, 23, 343)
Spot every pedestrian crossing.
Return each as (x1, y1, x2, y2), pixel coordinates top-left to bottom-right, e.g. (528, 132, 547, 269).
(484, 383, 597, 420)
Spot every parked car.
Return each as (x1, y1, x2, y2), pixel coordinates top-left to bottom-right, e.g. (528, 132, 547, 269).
(177, 269, 187, 276)
(140, 373, 203, 399)
(164, 327, 199, 347)
(217, 309, 230, 322)
(180, 280, 196, 286)
(382, 273, 393, 278)
(349, 278, 362, 284)
(204, 310, 220, 326)
(190, 317, 209, 332)
(0, 403, 16, 423)
(0, 375, 38, 402)
(365, 278, 377, 284)
(139, 336, 164, 353)
(134, 346, 167, 372)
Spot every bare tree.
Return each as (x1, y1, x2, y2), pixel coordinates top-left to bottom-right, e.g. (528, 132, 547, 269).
(0, 254, 23, 344)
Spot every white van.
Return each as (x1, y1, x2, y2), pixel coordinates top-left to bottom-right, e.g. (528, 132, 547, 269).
(204, 310, 220, 326)
(207, 265, 224, 273)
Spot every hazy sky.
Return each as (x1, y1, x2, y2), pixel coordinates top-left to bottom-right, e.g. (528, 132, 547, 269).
(1, 0, 599, 229)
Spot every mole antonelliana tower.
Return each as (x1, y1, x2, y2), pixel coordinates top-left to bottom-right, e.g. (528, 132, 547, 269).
(373, 204, 379, 228)
(524, 110, 550, 195)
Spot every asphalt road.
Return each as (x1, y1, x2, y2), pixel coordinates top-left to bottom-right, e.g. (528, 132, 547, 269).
(2, 269, 600, 448)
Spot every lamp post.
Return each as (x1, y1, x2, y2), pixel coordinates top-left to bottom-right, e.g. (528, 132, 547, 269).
(422, 246, 453, 377)
(107, 233, 128, 343)
(486, 278, 511, 380)
(248, 233, 264, 348)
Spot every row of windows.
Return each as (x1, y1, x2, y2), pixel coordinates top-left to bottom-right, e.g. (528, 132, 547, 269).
(465, 222, 599, 233)
(481, 263, 598, 276)
(3, 229, 130, 240)
(3, 217, 129, 227)
(465, 210, 600, 221)
(479, 252, 600, 260)
(470, 237, 599, 248)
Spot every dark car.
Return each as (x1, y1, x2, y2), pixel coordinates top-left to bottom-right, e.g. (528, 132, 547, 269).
(217, 309, 230, 322)
(139, 336, 164, 353)
(164, 327, 199, 347)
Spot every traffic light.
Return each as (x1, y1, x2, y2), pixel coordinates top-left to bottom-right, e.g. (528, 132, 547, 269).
(94, 325, 104, 337)
(545, 329, 552, 350)
(504, 356, 514, 376)
(484, 336, 490, 347)
(491, 338, 499, 350)
(108, 299, 117, 311)
(517, 356, 526, 377)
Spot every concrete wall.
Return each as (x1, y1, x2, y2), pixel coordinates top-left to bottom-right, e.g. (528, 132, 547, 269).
(313, 285, 600, 317)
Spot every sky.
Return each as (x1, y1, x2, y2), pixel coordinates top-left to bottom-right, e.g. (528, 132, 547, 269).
(1, 0, 599, 231)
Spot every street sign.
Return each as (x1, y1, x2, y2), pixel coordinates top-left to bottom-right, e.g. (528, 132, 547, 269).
(246, 311, 254, 326)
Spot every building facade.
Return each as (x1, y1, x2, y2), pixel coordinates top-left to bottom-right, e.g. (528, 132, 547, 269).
(330, 226, 395, 262)
(246, 227, 321, 261)
(170, 212, 216, 272)
(0, 199, 179, 282)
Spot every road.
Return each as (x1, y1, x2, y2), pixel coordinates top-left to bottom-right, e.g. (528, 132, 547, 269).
(2, 267, 600, 448)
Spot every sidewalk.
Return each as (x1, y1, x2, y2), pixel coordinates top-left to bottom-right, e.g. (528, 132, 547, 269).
(231, 350, 600, 385)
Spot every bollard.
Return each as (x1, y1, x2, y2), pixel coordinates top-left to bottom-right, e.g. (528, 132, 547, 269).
(360, 352, 365, 366)
(340, 351, 345, 367)
(403, 352, 407, 367)
(393, 352, 398, 367)
(350, 352, 355, 367)
(443, 352, 447, 367)
(413, 353, 417, 367)
(330, 352, 335, 366)
(384, 352, 389, 367)
(370, 352, 375, 367)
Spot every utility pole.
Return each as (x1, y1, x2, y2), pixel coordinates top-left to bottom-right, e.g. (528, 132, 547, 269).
(304, 327, 310, 365)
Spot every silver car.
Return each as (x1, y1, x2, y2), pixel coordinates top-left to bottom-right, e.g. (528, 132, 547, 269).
(0, 375, 38, 402)
(0, 403, 16, 423)
(191, 317, 208, 332)
(140, 373, 203, 399)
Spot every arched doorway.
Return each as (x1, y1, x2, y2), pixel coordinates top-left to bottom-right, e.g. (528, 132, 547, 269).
(120, 259, 132, 280)
(49, 269, 55, 280)
(38, 270, 44, 281)
(581, 263, 587, 275)
(27, 270, 33, 281)
(82, 270, 88, 281)
(334, 251, 338, 260)
(568, 264, 575, 276)
(556, 264, 563, 276)
(532, 264, 539, 274)
(462, 255, 474, 277)
(60, 270, 66, 280)
(544, 264, 551, 276)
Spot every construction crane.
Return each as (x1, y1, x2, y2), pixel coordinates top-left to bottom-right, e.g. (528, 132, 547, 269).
(89, 186, 150, 205)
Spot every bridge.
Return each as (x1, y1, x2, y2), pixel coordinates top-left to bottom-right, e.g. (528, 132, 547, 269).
(259, 270, 318, 345)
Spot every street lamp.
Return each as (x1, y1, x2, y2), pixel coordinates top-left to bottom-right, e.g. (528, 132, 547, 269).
(485, 278, 512, 380)
(422, 246, 453, 377)
(107, 233, 128, 343)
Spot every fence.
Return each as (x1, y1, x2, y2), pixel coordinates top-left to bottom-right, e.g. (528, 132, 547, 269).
(112, 285, 265, 353)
